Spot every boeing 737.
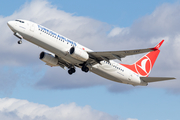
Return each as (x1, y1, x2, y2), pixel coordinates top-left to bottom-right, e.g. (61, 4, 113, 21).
(7, 19, 175, 86)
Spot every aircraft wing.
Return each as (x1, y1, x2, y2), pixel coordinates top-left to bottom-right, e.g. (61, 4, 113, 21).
(140, 77, 176, 83)
(88, 47, 155, 62)
(88, 40, 165, 63)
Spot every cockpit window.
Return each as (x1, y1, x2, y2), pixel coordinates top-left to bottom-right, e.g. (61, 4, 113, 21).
(15, 20, 24, 23)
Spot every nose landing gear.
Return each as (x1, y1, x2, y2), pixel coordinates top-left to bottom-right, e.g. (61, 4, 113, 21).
(18, 40, 22, 44)
(14, 32, 23, 44)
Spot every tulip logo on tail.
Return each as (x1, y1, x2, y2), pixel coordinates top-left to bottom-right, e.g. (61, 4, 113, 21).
(135, 56, 152, 77)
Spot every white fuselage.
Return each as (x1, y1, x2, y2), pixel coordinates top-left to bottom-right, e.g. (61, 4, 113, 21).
(7, 19, 147, 86)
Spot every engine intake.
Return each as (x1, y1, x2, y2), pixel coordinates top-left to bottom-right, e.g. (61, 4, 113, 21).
(39, 52, 58, 66)
(69, 47, 89, 61)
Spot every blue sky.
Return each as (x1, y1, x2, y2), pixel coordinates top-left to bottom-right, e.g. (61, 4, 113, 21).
(0, 0, 180, 120)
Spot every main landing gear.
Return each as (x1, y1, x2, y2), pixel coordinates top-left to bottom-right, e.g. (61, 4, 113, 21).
(67, 65, 89, 75)
(79, 62, 89, 73)
(68, 68, 76, 75)
(81, 66, 89, 73)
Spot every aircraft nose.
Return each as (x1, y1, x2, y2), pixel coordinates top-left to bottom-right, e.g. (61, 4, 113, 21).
(7, 21, 13, 27)
(7, 21, 15, 31)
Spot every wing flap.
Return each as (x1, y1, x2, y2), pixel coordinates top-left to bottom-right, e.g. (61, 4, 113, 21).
(140, 77, 175, 82)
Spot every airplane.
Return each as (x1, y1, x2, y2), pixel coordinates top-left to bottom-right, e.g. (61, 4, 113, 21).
(7, 19, 175, 86)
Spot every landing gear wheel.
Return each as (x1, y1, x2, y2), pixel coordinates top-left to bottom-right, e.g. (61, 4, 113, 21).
(68, 68, 76, 75)
(81, 66, 89, 73)
(71, 68, 76, 73)
(68, 70, 73, 75)
(85, 67, 89, 72)
(18, 40, 22, 44)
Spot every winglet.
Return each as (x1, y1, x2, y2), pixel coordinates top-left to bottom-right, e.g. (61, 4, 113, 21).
(151, 40, 164, 50)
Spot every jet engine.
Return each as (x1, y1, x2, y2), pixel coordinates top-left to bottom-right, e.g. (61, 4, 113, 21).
(69, 47, 89, 61)
(39, 52, 58, 66)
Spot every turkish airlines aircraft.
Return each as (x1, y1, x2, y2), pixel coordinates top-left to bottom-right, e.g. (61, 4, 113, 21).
(7, 19, 175, 86)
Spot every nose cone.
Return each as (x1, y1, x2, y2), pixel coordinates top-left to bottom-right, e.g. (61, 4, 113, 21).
(7, 21, 12, 27)
(7, 21, 15, 31)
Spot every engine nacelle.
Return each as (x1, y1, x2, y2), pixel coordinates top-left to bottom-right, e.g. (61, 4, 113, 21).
(69, 47, 89, 61)
(39, 52, 58, 66)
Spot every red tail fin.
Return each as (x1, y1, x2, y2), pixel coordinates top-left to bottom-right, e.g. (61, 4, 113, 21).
(121, 40, 164, 77)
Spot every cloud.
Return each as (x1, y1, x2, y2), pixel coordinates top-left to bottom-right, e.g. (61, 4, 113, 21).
(1, 0, 180, 93)
(0, 98, 118, 120)
(108, 27, 129, 37)
(126, 118, 138, 120)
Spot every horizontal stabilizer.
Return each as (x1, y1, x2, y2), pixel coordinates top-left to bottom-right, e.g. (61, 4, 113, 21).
(140, 77, 175, 83)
